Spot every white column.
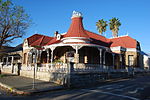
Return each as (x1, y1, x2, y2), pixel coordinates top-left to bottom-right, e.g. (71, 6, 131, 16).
(72, 45, 82, 64)
(75, 46, 79, 64)
(47, 51, 49, 63)
(120, 54, 122, 69)
(50, 46, 56, 68)
(11, 56, 14, 66)
(46, 50, 49, 67)
(75, 46, 78, 54)
(38, 50, 42, 63)
(11, 56, 14, 72)
(98, 48, 102, 65)
(28, 52, 31, 67)
(112, 54, 115, 69)
(103, 51, 106, 69)
(6, 56, 9, 66)
(51, 49, 54, 67)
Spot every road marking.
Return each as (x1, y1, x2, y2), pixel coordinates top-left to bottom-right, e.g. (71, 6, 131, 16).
(107, 85, 125, 91)
(98, 84, 136, 92)
(128, 88, 144, 94)
(113, 85, 137, 91)
(106, 84, 126, 90)
(98, 84, 115, 89)
(115, 89, 123, 91)
(106, 84, 137, 93)
(81, 89, 139, 100)
(117, 85, 124, 88)
(106, 87, 113, 90)
(96, 91, 139, 100)
(97, 84, 124, 89)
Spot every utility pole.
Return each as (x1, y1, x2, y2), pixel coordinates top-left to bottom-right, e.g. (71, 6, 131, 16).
(32, 51, 37, 89)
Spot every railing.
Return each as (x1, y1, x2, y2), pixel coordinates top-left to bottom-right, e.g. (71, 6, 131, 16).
(74, 64, 106, 72)
(21, 66, 35, 71)
(73, 64, 128, 73)
(134, 68, 145, 72)
(38, 63, 68, 73)
(21, 63, 68, 73)
(21, 63, 149, 73)
(2, 64, 12, 68)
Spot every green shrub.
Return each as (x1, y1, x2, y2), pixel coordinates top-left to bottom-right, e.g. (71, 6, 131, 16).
(0, 74, 6, 78)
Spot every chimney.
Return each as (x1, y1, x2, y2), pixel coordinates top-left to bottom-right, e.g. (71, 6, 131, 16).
(54, 31, 58, 37)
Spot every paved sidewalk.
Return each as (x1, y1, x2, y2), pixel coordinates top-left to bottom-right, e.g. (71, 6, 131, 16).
(0, 73, 64, 95)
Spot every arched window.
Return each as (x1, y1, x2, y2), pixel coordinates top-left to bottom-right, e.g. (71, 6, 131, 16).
(41, 51, 47, 63)
(23, 53, 27, 64)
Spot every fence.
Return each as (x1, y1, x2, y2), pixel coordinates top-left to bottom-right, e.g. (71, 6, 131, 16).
(20, 63, 149, 74)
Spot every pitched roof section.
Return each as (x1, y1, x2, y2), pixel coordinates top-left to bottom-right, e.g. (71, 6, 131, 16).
(85, 30, 110, 43)
(27, 34, 43, 45)
(10, 44, 23, 52)
(27, 34, 53, 47)
(110, 36, 137, 48)
(64, 15, 89, 38)
(46, 37, 61, 45)
(85, 30, 111, 47)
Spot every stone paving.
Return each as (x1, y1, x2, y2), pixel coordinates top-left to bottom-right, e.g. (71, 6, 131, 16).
(0, 73, 63, 94)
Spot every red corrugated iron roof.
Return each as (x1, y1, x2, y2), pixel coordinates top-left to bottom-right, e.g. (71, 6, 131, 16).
(64, 17, 89, 38)
(30, 36, 44, 46)
(110, 36, 137, 48)
(85, 30, 110, 43)
(30, 36, 53, 47)
(27, 34, 53, 47)
(46, 37, 61, 45)
(27, 34, 43, 45)
(85, 30, 111, 47)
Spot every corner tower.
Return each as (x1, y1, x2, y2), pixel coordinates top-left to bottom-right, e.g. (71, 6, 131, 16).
(63, 11, 90, 43)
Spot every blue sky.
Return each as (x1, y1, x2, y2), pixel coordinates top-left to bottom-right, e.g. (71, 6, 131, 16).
(11, 0, 150, 52)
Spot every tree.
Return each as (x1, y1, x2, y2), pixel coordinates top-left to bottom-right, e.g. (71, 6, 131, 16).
(109, 17, 121, 38)
(96, 19, 107, 35)
(0, 0, 31, 49)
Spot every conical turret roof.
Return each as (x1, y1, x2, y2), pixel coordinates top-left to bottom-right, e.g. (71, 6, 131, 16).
(64, 11, 89, 38)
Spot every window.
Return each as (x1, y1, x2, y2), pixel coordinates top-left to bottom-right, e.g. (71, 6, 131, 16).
(128, 55, 134, 66)
(23, 53, 27, 64)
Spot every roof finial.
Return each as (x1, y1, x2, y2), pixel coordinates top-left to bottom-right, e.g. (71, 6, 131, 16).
(72, 11, 82, 18)
(126, 31, 129, 36)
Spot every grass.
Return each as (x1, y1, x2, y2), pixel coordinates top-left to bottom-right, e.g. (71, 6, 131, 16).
(0, 74, 6, 78)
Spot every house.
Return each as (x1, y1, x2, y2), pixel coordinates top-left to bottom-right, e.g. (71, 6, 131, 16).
(0, 11, 144, 87)
(110, 36, 141, 68)
(140, 52, 150, 69)
(0, 44, 22, 74)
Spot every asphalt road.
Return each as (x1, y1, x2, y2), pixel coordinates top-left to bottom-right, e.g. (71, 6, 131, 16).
(1, 75, 150, 100)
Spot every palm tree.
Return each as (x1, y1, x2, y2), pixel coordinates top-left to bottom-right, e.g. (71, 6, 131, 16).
(96, 19, 108, 35)
(109, 17, 121, 38)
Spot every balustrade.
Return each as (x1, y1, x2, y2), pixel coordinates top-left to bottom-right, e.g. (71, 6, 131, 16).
(20, 63, 148, 73)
